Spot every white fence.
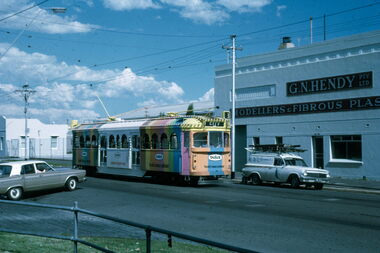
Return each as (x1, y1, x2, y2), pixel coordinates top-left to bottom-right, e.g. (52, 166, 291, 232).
(5, 138, 72, 160)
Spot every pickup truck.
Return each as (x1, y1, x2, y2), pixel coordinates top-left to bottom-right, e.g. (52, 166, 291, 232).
(242, 151, 330, 190)
(0, 160, 86, 200)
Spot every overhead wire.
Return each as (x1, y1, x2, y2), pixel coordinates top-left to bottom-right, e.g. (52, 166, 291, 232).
(0, 0, 49, 23)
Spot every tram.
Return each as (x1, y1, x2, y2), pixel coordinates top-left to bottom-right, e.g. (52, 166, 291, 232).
(72, 114, 231, 184)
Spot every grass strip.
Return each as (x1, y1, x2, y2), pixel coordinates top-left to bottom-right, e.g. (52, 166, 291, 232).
(0, 232, 227, 253)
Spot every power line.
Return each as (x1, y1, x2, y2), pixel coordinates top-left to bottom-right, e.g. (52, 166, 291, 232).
(238, 1, 380, 38)
(0, 0, 49, 22)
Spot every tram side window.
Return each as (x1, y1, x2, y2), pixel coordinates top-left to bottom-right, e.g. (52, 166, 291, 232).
(152, 134, 159, 149)
(74, 135, 79, 148)
(224, 133, 230, 147)
(109, 135, 116, 148)
(85, 136, 91, 148)
(161, 133, 169, 149)
(184, 132, 189, 148)
(170, 133, 178, 149)
(122, 134, 129, 148)
(193, 132, 208, 148)
(100, 136, 107, 148)
(142, 134, 150, 149)
(79, 136, 85, 148)
(116, 135, 121, 149)
(132, 135, 140, 148)
(91, 135, 97, 148)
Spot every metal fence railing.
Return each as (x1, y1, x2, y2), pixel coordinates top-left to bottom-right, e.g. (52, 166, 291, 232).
(0, 199, 258, 253)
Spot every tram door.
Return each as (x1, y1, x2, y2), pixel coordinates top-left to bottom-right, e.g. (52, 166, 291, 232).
(100, 136, 107, 167)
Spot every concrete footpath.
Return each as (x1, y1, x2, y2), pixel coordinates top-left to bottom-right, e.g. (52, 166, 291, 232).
(228, 172, 380, 194)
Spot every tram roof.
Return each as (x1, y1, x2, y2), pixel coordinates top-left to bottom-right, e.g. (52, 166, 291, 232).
(98, 119, 148, 131)
(72, 115, 228, 131)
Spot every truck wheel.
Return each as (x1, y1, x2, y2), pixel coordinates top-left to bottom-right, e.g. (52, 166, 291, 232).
(65, 177, 77, 191)
(251, 174, 261, 185)
(7, 187, 23, 201)
(290, 175, 300, 188)
(314, 183, 324, 190)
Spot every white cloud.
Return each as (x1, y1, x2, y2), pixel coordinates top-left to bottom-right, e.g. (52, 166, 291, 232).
(217, 0, 272, 13)
(0, 0, 95, 34)
(0, 44, 186, 123)
(102, 68, 184, 102)
(102, 0, 273, 25)
(198, 88, 214, 101)
(160, 0, 228, 25)
(103, 0, 160, 10)
(276, 5, 286, 17)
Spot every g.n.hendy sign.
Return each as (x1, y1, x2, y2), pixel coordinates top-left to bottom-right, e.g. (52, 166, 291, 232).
(287, 72, 372, 96)
(236, 96, 380, 118)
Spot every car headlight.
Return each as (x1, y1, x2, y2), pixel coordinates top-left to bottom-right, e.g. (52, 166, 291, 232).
(303, 171, 308, 176)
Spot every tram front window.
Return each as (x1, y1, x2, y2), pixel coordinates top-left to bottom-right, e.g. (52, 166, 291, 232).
(193, 132, 208, 147)
(210, 132, 223, 148)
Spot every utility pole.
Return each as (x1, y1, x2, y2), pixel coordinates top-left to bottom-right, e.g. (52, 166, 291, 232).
(222, 35, 242, 179)
(15, 84, 36, 160)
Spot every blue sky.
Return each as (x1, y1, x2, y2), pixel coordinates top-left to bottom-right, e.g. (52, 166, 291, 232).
(0, 0, 379, 123)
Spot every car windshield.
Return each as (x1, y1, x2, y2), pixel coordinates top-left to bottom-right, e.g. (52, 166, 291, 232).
(0, 165, 12, 177)
(284, 158, 308, 167)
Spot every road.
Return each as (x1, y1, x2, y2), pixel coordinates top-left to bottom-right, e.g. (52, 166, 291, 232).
(1, 177, 380, 253)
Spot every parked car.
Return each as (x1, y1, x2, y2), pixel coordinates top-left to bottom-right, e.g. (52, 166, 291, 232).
(242, 148, 330, 190)
(0, 160, 86, 200)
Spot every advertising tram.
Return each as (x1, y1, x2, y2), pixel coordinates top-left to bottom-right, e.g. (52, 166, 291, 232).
(72, 114, 231, 184)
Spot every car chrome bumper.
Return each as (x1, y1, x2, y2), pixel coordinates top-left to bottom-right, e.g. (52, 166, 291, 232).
(300, 177, 329, 183)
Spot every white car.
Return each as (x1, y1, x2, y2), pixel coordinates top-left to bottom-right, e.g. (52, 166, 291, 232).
(0, 160, 86, 200)
(242, 151, 330, 190)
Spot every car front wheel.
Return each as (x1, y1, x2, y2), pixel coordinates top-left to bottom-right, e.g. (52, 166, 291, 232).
(290, 175, 300, 188)
(65, 178, 77, 191)
(7, 187, 23, 201)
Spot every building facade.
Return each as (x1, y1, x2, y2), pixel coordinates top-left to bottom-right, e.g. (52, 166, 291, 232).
(0, 116, 70, 159)
(215, 30, 380, 180)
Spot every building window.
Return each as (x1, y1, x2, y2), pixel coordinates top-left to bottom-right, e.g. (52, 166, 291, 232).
(51, 136, 58, 149)
(21, 136, 26, 149)
(0, 137, 3, 151)
(253, 137, 260, 146)
(236, 84, 276, 101)
(276, 136, 283, 145)
(331, 135, 362, 161)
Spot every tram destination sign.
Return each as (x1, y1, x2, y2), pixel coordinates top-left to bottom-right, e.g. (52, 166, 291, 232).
(236, 96, 380, 118)
(287, 71, 372, 96)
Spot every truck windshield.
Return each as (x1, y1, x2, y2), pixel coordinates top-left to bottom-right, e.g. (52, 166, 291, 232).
(0, 165, 12, 177)
(284, 158, 308, 167)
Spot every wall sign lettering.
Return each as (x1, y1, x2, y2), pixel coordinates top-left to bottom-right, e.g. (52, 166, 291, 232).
(286, 72, 372, 96)
(236, 96, 380, 118)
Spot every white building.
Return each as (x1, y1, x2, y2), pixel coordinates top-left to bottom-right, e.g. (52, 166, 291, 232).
(0, 116, 70, 159)
(215, 30, 380, 180)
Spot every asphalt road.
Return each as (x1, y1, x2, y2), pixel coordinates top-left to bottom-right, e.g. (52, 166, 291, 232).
(1, 177, 380, 253)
